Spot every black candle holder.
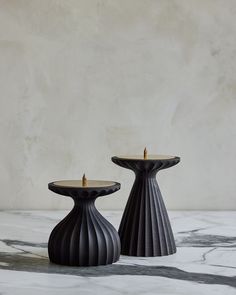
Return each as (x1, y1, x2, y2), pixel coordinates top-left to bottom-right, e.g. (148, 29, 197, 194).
(112, 155, 180, 257)
(48, 180, 121, 266)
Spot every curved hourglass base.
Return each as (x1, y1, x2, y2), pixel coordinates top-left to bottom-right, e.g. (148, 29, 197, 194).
(48, 202, 120, 266)
(48, 181, 121, 266)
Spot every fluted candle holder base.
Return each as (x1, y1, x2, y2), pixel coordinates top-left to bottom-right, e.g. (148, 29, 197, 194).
(112, 155, 180, 257)
(48, 180, 121, 266)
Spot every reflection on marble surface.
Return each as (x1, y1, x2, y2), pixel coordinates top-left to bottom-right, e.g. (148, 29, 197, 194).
(0, 211, 236, 294)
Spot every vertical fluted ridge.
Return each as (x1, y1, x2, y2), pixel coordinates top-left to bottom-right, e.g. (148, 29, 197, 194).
(48, 200, 120, 266)
(118, 173, 176, 257)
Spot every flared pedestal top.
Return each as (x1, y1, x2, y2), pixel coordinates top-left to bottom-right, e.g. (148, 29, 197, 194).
(112, 155, 180, 172)
(113, 155, 176, 160)
(48, 180, 120, 199)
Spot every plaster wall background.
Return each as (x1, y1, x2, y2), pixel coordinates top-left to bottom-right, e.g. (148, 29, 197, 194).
(0, 0, 235, 210)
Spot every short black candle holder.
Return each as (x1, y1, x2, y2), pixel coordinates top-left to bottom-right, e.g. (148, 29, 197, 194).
(112, 155, 180, 257)
(48, 180, 121, 266)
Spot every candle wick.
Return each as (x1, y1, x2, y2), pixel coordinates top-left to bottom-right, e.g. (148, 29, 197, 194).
(82, 173, 87, 187)
(144, 147, 147, 159)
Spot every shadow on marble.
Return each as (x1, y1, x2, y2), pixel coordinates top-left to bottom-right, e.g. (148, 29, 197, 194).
(0, 248, 235, 289)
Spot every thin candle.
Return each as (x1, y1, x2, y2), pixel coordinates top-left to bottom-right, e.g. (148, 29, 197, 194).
(82, 174, 87, 187)
(144, 147, 147, 159)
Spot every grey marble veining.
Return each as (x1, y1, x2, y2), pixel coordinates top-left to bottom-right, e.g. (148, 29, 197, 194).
(0, 211, 236, 294)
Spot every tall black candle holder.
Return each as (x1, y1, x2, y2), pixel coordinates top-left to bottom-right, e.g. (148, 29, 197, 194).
(112, 155, 180, 257)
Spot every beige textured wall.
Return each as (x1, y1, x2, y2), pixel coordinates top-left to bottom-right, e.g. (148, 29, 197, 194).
(0, 0, 236, 210)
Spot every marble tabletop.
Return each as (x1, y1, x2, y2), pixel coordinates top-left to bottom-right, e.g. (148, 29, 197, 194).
(0, 210, 235, 295)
